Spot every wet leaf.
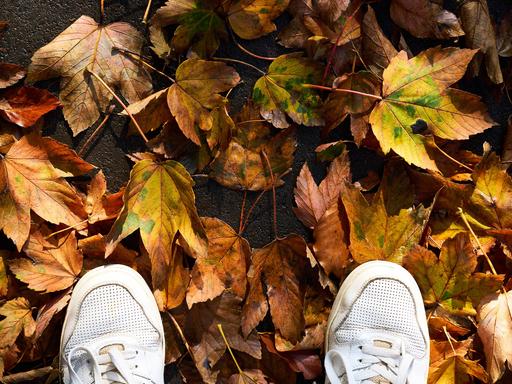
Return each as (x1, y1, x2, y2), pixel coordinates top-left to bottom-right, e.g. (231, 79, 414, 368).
(0, 134, 91, 250)
(0, 298, 35, 348)
(105, 159, 207, 310)
(27, 15, 152, 134)
(369, 48, 494, 170)
(405, 233, 504, 315)
(477, 290, 512, 383)
(253, 54, 323, 128)
(167, 59, 240, 144)
(9, 227, 82, 293)
(228, 0, 291, 40)
(187, 217, 250, 306)
(242, 235, 309, 343)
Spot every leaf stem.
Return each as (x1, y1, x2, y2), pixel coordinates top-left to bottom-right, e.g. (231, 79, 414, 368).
(237, 119, 268, 126)
(117, 48, 175, 82)
(142, 0, 153, 24)
(213, 57, 266, 75)
(229, 29, 276, 61)
(217, 324, 256, 384)
(303, 83, 382, 100)
(239, 191, 247, 233)
(168, 313, 194, 361)
(78, 104, 115, 157)
(88, 70, 149, 143)
(100, 0, 105, 22)
(240, 190, 266, 235)
(433, 142, 473, 172)
(442, 326, 456, 355)
(261, 150, 279, 239)
(44, 219, 89, 240)
(457, 207, 498, 275)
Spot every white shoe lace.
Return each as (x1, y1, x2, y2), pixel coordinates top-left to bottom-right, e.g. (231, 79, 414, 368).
(325, 341, 414, 384)
(67, 345, 151, 384)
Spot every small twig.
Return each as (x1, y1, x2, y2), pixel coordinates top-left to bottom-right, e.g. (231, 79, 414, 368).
(261, 150, 279, 239)
(303, 83, 382, 100)
(2, 367, 54, 384)
(237, 119, 268, 126)
(457, 207, 498, 275)
(240, 190, 267, 234)
(168, 313, 194, 360)
(44, 219, 88, 240)
(213, 57, 266, 75)
(100, 0, 105, 22)
(78, 105, 115, 157)
(239, 191, 247, 233)
(142, 0, 153, 23)
(443, 326, 457, 355)
(87, 69, 149, 143)
(117, 48, 175, 82)
(433, 141, 473, 172)
(229, 29, 276, 61)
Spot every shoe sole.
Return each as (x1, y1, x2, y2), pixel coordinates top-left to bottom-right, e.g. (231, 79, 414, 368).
(59, 264, 165, 380)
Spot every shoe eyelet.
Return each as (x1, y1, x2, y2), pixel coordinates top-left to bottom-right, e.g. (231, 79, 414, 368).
(135, 365, 138, 368)
(358, 346, 362, 350)
(358, 359, 362, 363)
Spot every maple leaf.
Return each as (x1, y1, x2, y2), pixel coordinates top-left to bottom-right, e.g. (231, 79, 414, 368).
(167, 59, 240, 145)
(228, 369, 267, 384)
(369, 47, 494, 170)
(253, 54, 323, 128)
(123, 88, 172, 135)
(33, 288, 71, 341)
(458, 0, 503, 84)
(84, 170, 124, 224)
(187, 217, 250, 306)
(228, 0, 291, 40)
(27, 15, 152, 135)
(0, 86, 60, 128)
(105, 159, 207, 309)
(390, 0, 464, 39)
(0, 134, 92, 250)
(9, 227, 82, 293)
(0, 297, 35, 349)
(405, 233, 504, 316)
(210, 102, 296, 191)
(324, 71, 381, 136)
(362, 7, 398, 74)
(185, 292, 261, 383)
(465, 151, 512, 231)
(150, 0, 227, 59)
(0, 63, 26, 89)
(477, 291, 512, 382)
(341, 182, 427, 264)
(294, 151, 351, 229)
(429, 338, 488, 384)
(242, 234, 310, 343)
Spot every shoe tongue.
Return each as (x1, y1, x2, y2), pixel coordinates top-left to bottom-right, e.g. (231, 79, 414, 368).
(368, 340, 393, 384)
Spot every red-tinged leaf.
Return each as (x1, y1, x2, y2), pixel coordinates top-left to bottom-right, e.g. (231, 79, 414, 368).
(0, 86, 60, 127)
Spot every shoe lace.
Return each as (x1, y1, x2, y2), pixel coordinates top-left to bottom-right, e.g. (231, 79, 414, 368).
(325, 341, 414, 384)
(67, 345, 151, 384)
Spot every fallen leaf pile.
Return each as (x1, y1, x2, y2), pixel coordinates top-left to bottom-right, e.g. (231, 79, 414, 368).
(0, 0, 512, 383)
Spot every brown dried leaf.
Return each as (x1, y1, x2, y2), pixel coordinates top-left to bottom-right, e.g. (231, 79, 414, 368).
(0, 297, 35, 349)
(362, 7, 398, 74)
(0, 63, 26, 89)
(27, 15, 152, 134)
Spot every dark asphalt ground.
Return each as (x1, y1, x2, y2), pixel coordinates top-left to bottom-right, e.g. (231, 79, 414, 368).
(1, 0, 511, 383)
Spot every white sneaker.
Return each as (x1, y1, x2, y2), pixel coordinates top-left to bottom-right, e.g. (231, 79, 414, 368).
(324, 261, 429, 384)
(60, 264, 165, 384)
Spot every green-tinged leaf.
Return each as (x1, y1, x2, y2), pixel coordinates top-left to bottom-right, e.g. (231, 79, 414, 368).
(105, 159, 207, 310)
(253, 54, 323, 128)
(405, 233, 504, 315)
(369, 48, 494, 170)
